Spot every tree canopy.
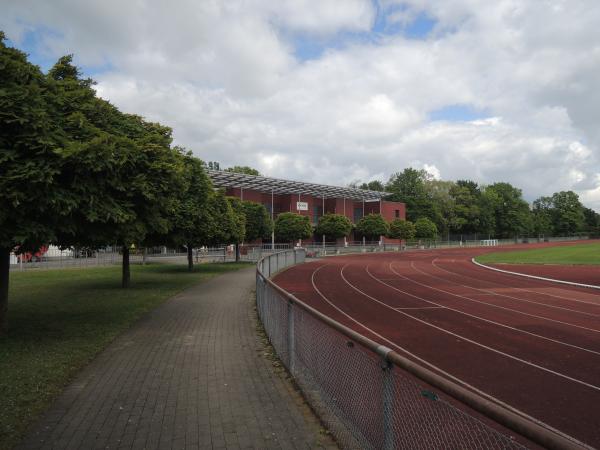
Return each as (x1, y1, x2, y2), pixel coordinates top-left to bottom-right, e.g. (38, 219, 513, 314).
(414, 217, 438, 239)
(315, 214, 353, 240)
(242, 201, 273, 242)
(388, 219, 416, 241)
(386, 168, 436, 223)
(226, 165, 261, 176)
(274, 213, 312, 243)
(356, 214, 389, 240)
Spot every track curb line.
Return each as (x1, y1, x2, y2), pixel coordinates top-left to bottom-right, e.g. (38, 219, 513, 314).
(471, 258, 600, 291)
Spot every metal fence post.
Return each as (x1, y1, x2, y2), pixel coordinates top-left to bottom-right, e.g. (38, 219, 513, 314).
(287, 301, 295, 375)
(379, 349, 395, 450)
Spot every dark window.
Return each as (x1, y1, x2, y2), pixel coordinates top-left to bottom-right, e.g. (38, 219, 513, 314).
(354, 207, 363, 223)
(313, 205, 322, 224)
(395, 210, 400, 218)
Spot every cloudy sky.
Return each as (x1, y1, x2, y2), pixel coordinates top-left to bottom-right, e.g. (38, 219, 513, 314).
(3, 0, 600, 210)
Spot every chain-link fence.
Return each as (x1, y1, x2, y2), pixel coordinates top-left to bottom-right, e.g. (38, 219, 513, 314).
(9, 243, 293, 271)
(256, 249, 582, 450)
(303, 235, 591, 258)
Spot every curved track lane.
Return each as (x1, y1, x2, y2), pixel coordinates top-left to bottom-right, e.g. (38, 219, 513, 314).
(274, 248, 600, 448)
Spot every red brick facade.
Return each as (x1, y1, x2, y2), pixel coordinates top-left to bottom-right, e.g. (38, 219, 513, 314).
(226, 187, 406, 244)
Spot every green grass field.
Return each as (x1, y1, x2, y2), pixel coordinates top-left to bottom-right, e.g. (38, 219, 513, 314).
(476, 242, 600, 265)
(0, 262, 251, 450)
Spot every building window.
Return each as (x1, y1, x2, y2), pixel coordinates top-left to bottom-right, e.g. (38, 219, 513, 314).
(354, 207, 363, 223)
(313, 205, 322, 224)
(395, 210, 400, 218)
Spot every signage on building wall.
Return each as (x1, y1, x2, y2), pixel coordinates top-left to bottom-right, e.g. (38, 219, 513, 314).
(296, 201, 308, 211)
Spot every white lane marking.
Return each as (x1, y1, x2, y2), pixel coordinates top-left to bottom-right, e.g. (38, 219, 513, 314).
(366, 265, 600, 357)
(307, 263, 571, 435)
(401, 262, 600, 334)
(472, 258, 600, 291)
(395, 307, 444, 310)
(416, 261, 600, 318)
(434, 258, 600, 306)
(340, 264, 600, 393)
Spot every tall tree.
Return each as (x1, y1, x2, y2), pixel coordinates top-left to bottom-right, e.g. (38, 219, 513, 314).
(0, 34, 65, 334)
(47, 56, 184, 287)
(315, 214, 353, 241)
(478, 186, 499, 237)
(356, 214, 389, 241)
(582, 207, 600, 233)
(414, 218, 438, 240)
(424, 179, 455, 235)
(226, 165, 261, 176)
(208, 190, 239, 246)
(531, 196, 553, 237)
(226, 196, 247, 261)
(170, 153, 214, 271)
(388, 219, 416, 242)
(359, 180, 385, 192)
(485, 182, 532, 238)
(386, 168, 436, 222)
(242, 201, 273, 242)
(550, 191, 584, 235)
(274, 213, 312, 243)
(449, 181, 482, 234)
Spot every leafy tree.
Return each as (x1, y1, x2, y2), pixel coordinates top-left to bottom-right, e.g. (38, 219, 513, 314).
(478, 186, 499, 237)
(531, 196, 553, 237)
(226, 196, 247, 261)
(0, 34, 65, 333)
(315, 214, 353, 240)
(582, 207, 600, 235)
(356, 214, 389, 240)
(170, 153, 214, 271)
(424, 179, 455, 234)
(388, 219, 416, 241)
(226, 165, 261, 176)
(359, 180, 385, 192)
(485, 182, 531, 238)
(449, 181, 482, 234)
(274, 213, 312, 243)
(206, 161, 220, 170)
(386, 168, 436, 222)
(414, 218, 438, 240)
(550, 191, 584, 235)
(208, 190, 239, 246)
(242, 201, 272, 242)
(47, 56, 185, 287)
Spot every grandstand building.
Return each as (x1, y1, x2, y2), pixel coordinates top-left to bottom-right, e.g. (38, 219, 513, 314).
(207, 170, 406, 244)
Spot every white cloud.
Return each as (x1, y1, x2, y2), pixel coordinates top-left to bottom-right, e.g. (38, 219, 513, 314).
(2, 0, 600, 210)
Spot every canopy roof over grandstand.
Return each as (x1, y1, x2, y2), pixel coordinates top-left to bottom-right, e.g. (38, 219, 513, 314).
(207, 169, 387, 201)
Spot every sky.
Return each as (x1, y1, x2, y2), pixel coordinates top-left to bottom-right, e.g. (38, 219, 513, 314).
(2, 0, 600, 210)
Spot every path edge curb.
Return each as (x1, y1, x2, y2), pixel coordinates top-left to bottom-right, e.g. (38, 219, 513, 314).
(471, 258, 600, 290)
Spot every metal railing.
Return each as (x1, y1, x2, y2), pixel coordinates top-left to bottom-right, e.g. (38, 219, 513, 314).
(256, 249, 584, 449)
(302, 236, 591, 258)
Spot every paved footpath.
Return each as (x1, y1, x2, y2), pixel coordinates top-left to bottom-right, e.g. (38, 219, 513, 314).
(19, 267, 337, 450)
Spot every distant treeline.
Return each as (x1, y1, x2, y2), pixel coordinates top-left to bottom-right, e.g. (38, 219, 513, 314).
(353, 168, 600, 239)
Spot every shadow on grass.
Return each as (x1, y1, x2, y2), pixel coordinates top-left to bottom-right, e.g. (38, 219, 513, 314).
(0, 261, 253, 450)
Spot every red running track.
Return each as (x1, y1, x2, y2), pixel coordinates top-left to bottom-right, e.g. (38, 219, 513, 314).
(273, 245, 600, 448)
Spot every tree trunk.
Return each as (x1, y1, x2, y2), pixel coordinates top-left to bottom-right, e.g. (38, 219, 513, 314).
(235, 243, 240, 262)
(0, 247, 10, 336)
(187, 245, 193, 272)
(122, 246, 130, 288)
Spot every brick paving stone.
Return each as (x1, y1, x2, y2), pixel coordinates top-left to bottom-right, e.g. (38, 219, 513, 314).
(18, 268, 338, 450)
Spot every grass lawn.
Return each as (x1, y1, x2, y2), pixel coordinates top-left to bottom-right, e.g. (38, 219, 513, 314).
(476, 242, 600, 265)
(0, 262, 252, 450)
